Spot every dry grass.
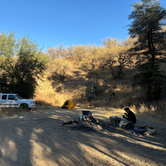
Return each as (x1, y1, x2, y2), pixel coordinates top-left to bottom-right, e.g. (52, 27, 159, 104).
(0, 107, 32, 116)
(0, 106, 55, 115)
(32, 57, 166, 122)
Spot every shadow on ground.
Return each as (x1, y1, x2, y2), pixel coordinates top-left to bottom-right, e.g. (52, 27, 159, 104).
(0, 107, 165, 166)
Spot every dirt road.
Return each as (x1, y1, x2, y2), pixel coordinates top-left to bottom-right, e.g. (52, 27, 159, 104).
(0, 107, 165, 166)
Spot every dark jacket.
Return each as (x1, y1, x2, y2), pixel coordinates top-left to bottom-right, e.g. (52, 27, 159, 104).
(123, 110, 136, 123)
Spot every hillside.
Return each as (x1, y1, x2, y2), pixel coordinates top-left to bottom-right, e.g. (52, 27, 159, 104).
(34, 57, 166, 122)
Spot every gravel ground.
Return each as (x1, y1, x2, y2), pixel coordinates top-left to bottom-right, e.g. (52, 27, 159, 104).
(0, 107, 166, 166)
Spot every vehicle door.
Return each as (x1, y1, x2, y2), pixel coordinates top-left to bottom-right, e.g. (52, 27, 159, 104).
(7, 95, 19, 107)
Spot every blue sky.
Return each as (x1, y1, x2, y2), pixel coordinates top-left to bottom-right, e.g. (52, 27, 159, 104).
(1, 0, 166, 50)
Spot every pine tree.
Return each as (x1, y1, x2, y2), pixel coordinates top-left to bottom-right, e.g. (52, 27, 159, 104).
(128, 0, 166, 100)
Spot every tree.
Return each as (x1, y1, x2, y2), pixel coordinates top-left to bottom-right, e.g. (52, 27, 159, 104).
(47, 44, 68, 59)
(80, 45, 98, 72)
(73, 45, 86, 61)
(101, 38, 132, 78)
(48, 57, 71, 82)
(102, 37, 121, 48)
(47, 47, 71, 82)
(128, 0, 166, 100)
(0, 32, 48, 98)
(106, 46, 132, 78)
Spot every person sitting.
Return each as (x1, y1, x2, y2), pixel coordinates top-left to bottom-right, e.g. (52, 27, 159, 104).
(119, 107, 136, 129)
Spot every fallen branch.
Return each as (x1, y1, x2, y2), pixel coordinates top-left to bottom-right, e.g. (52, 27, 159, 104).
(60, 120, 79, 126)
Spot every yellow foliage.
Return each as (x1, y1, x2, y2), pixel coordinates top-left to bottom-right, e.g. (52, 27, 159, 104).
(33, 37, 135, 107)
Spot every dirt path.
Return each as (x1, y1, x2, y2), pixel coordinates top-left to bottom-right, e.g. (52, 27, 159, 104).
(0, 107, 165, 166)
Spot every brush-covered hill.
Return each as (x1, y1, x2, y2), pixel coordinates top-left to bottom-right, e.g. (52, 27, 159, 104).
(33, 43, 166, 122)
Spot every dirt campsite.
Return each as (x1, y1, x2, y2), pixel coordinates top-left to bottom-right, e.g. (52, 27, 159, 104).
(0, 106, 165, 166)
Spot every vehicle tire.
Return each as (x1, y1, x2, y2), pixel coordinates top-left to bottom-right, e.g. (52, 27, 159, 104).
(20, 104, 28, 111)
